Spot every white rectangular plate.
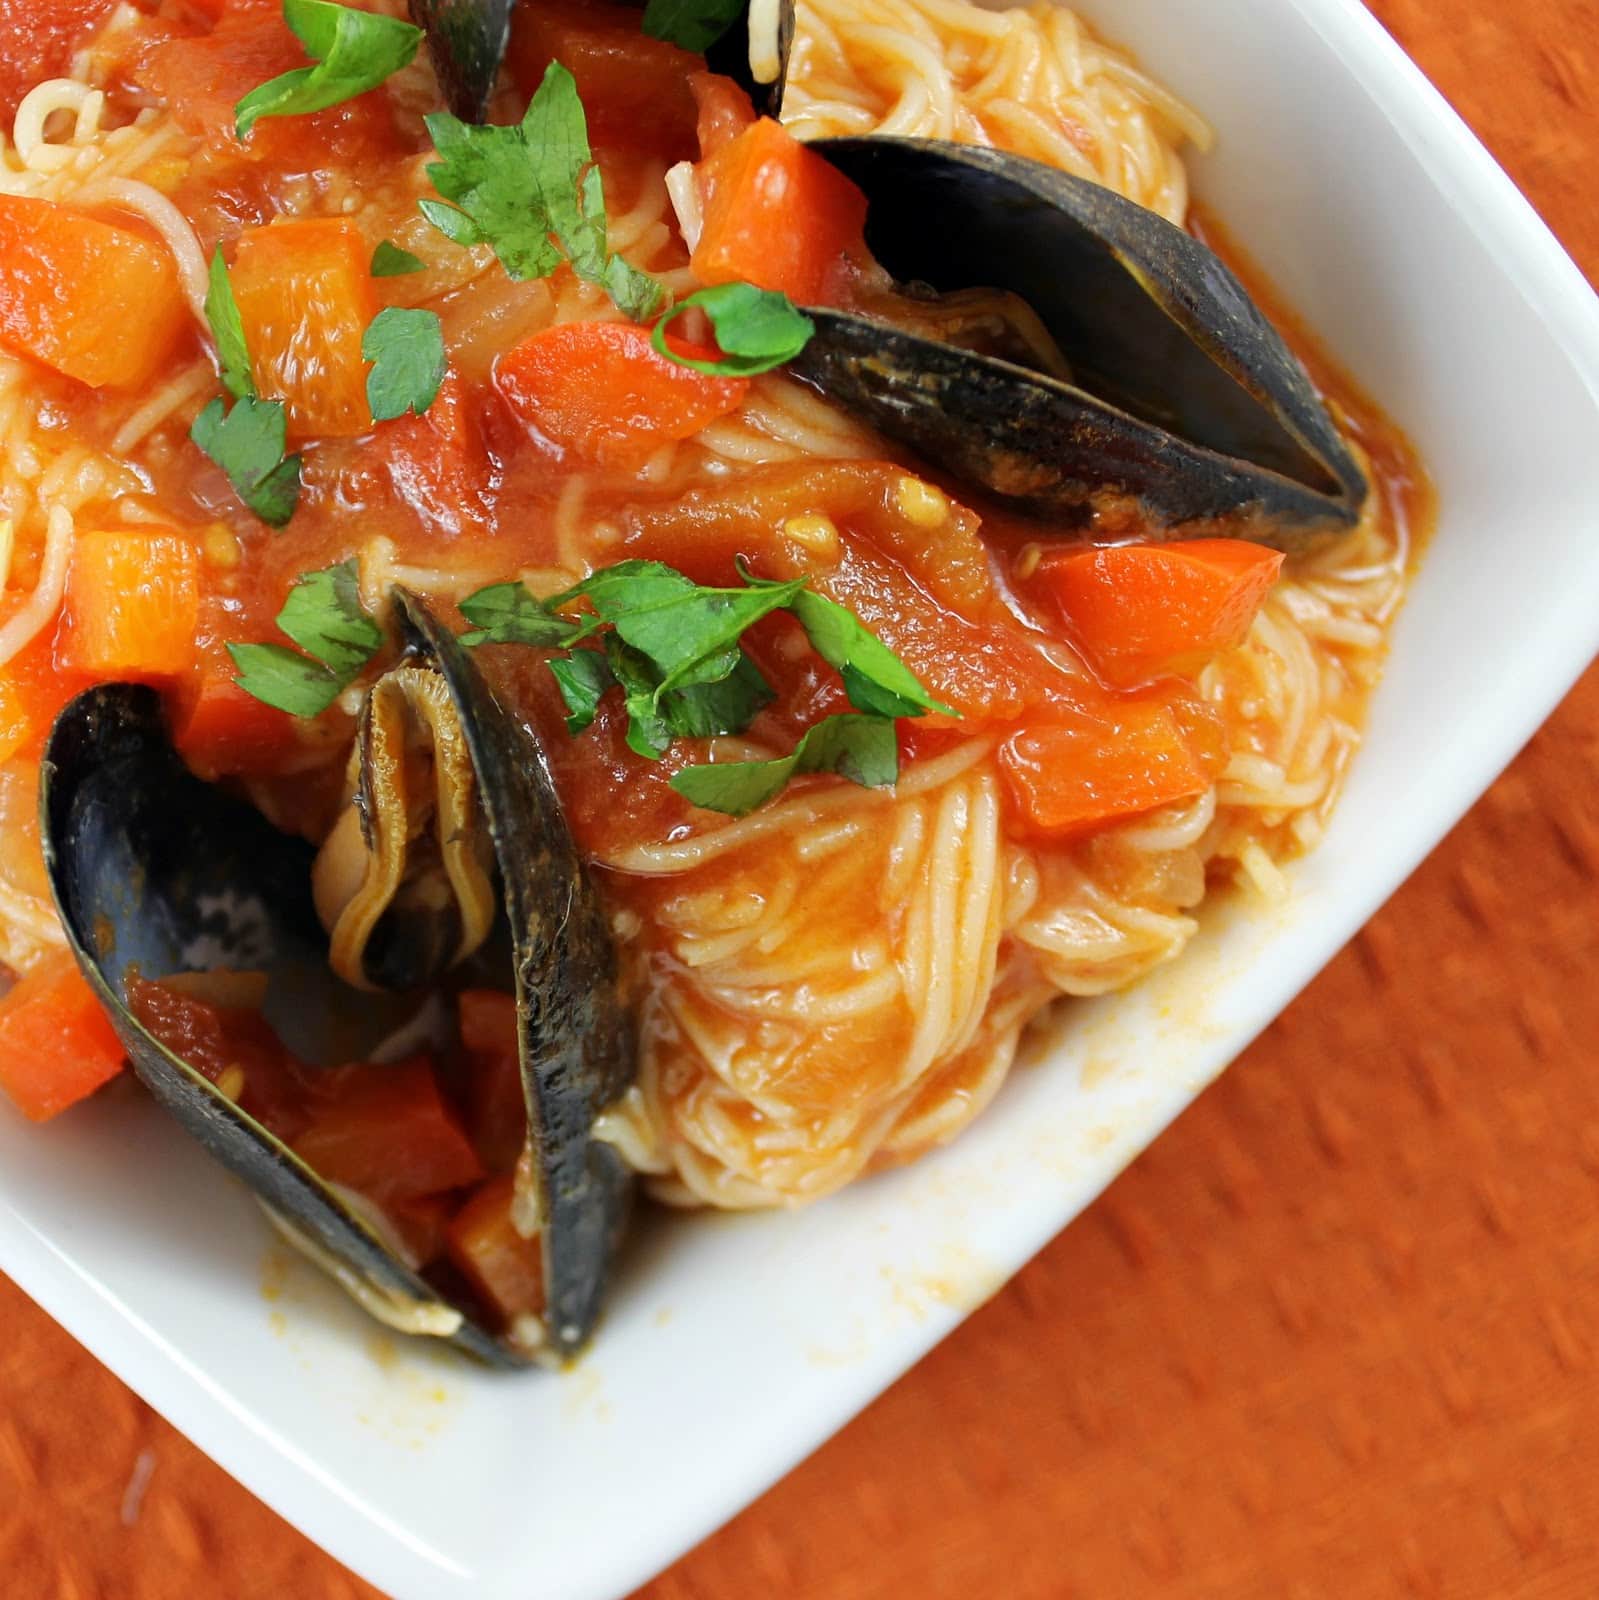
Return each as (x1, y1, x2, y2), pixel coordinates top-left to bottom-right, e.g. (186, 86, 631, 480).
(4, 0, 1599, 1595)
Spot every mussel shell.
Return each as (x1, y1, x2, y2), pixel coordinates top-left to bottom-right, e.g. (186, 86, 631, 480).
(409, 0, 514, 122)
(704, 0, 795, 116)
(794, 137, 1369, 540)
(40, 684, 519, 1366)
(392, 593, 634, 1359)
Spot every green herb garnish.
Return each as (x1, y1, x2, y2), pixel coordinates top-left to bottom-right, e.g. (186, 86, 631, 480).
(194, 251, 300, 524)
(421, 62, 664, 320)
(738, 559, 954, 718)
(190, 397, 301, 528)
(671, 714, 899, 815)
(362, 306, 446, 421)
(458, 581, 583, 649)
(234, 0, 422, 140)
(641, 0, 747, 51)
(652, 282, 814, 376)
(230, 560, 382, 716)
(203, 249, 255, 400)
(458, 558, 951, 813)
(370, 240, 426, 277)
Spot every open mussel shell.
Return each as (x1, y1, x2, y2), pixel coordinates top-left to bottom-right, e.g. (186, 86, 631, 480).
(40, 684, 520, 1366)
(792, 137, 1369, 541)
(386, 591, 635, 1359)
(410, 0, 515, 122)
(41, 597, 635, 1364)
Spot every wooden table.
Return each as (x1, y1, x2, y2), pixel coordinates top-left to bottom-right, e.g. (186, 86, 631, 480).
(4, 2, 1597, 1595)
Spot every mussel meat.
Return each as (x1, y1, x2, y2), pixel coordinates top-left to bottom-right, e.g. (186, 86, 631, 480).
(41, 593, 634, 1364)
(791, 137, 1369, 541)
(313, 663, 498, 992)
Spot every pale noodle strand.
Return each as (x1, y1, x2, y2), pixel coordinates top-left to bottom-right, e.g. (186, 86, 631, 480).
(0, 505, 73, 669)
(783, 0, 1207, 223)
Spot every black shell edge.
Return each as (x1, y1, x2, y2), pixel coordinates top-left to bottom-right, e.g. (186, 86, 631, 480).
(392, 592, 635, 1363)
(38, 684, 525, 1369)
(790, 310, 1363, 546)
(803, 135, 1371, 538)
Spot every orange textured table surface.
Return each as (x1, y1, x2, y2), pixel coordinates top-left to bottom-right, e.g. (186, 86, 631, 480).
(5, 3, 1599, 1597)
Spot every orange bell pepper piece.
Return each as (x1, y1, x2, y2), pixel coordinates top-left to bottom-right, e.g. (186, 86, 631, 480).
(231, 218, 375, 439)
(0, 952, 125, 1122)
(0, 194, 188, 388)
(59, 530, 201, 680)
(497, 320, 749, 464)
(691, 117, 867, 305)
(999, 695, 1216, 836)
(1031, 539, 1285, 687)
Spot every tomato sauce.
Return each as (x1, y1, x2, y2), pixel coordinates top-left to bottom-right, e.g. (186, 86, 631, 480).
(0, 0, 1433, 1207)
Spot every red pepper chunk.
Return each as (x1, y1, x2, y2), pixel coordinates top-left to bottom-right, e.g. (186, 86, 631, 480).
(1031, 539, 1284, 688)
(446, 1173, 544, 1326)
(692, 117, 867, 305)
(0, 952, 125, 1122)
(497, 321, 748, 464)
(507, 0, 701, 159)
(0, 195, 188, 389)
(999, 696, 1215, 836)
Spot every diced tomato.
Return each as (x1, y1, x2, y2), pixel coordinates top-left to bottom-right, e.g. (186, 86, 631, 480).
(171, 656, 304, 779)
(131, 0, 400, 170)
(291, 1057, 484, 1206)
(0, 951, 125, 1122)
(690, 70, 757, 158)
(1031, 538, 1285, 687)
(619, 460, 997, 615)
(370, 375, 492, 537)
(0, 618, 92, 764)
(0, 0, 119, 119)
(231, 218, 374, 440)
(446, 1173, 544, 1325)
(388, 1193, 453, 1267)
(999, 695, 1216, 836)
(814, 543, 1074, 725)
(507, 0, 700, 159)
(458, 990, 517, 1058)
(124, 970, 306, 1138)
(0, 195, 188, 389)
(59, 530, 200, 679)
(692, 117, 867, 304)
(458, 989, 525, 1174)
(497, 321, 748, 465)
